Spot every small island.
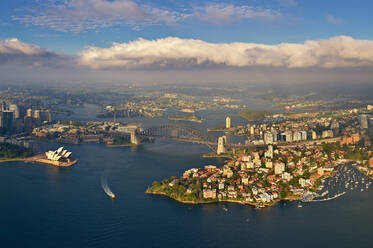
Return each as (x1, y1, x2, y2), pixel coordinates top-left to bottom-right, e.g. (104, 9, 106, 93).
(168, 115, 202, 123)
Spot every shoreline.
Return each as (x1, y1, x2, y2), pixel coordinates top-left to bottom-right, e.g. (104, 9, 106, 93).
(0, 158, 28, 163)
(0, 154, 78, 167)
(202, 153, 233, 159)
(146, 189, 276, 207)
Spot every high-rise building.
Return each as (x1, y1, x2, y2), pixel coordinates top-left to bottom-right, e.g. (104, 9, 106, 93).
(360, 115, 368, 129)
(311, 130, 317, 140)
(39, 110, 52, 123)
(1, 101, 8, 111)
(250, 126, 255, 135)
(1, 111, 13, 134)
(24, 116, 34, 133)
(271, 130, 278, 142)
(225, 116, 231, 129)
(33, 110, 40, 119)
(9, 104, 19, 119)
(264, 131, 273, 144)
(27, 108, 33, 117)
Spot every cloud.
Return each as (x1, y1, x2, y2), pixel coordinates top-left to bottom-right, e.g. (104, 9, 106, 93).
(78, 36, 373, 70)
(12, 1, 281, 32)
(12, 0, 185, 32)
(326, 14, 344, 24)
(193, 3, 281, 25)
(0, 38, 73, 67)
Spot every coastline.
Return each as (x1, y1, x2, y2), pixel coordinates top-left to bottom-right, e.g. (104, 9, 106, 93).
(202, 153, 233, 159)
(0, 158, 28, 163)
(0, 154, 77, 167)
(146, 188, 277, 207)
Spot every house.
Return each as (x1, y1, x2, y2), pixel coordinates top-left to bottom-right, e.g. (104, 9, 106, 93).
(242, 177, 249, 185)
(203, 189, 217, 199)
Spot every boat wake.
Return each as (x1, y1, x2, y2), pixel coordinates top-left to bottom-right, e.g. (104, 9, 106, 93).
(101, 174, 116, 199)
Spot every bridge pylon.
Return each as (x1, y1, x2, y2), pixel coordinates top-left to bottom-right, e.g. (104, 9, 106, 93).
(130, 129, 139, 145)
(217, 135, 227, 154)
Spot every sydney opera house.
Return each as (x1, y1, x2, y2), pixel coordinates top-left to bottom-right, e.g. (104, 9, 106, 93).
(37, 147, 77, 167)
(45, 147, 72, 161)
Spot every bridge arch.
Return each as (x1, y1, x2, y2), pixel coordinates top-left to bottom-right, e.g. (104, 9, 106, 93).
(137, 124, 217, 145)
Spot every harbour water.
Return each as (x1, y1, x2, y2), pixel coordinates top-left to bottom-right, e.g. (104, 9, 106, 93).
(1, 140, 373, 248)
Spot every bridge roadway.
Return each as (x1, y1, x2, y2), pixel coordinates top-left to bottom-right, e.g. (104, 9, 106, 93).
(135, 124, 260, 150)
(137, 134, 256, 149)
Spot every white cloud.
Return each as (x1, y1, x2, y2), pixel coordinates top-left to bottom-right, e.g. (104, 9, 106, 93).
(13, 1, 281, 32)
(326, 14, 344, 24)
(13, 0, 184, 32)
(0, 38, 73, 67)
(193, 3, 281, 25)
(78, 36, 373, 70)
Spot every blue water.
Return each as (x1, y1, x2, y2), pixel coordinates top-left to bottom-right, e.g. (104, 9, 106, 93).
(1, 140, 373, 248)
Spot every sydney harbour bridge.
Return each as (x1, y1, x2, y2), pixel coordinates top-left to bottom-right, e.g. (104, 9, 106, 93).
(131, 124, 251, 152)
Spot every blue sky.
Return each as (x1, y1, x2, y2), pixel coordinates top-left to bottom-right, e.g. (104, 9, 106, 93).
(1, 0, 373, 85)
(1, 0, 372, 54)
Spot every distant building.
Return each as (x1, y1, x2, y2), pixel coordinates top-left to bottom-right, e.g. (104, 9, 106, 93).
(33, 110, 40, 119)
(360, 115, 368, 129)
(250, 126, 255, 135)
(8, 104, 19, 119)
(225, 116, 231, 129)
(0, 111, 13, 134)
(322, 130, 334, 138)
(27, 108, 33, 117)
(264, 131, 274, 144)
(311, 130, 317, 140)
(1, 101, 8, 111)
(39, 110, 52, 123)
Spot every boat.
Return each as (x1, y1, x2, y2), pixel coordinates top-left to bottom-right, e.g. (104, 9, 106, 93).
(222, 207, 228, 212)
(297, 204, 303, 208)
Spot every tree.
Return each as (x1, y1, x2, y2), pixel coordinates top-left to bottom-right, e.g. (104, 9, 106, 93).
(280, 191, 287, 199)
(152, 181, 161, 187)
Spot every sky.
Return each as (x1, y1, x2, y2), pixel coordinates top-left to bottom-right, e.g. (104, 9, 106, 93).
(1, 0, 373, 85)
